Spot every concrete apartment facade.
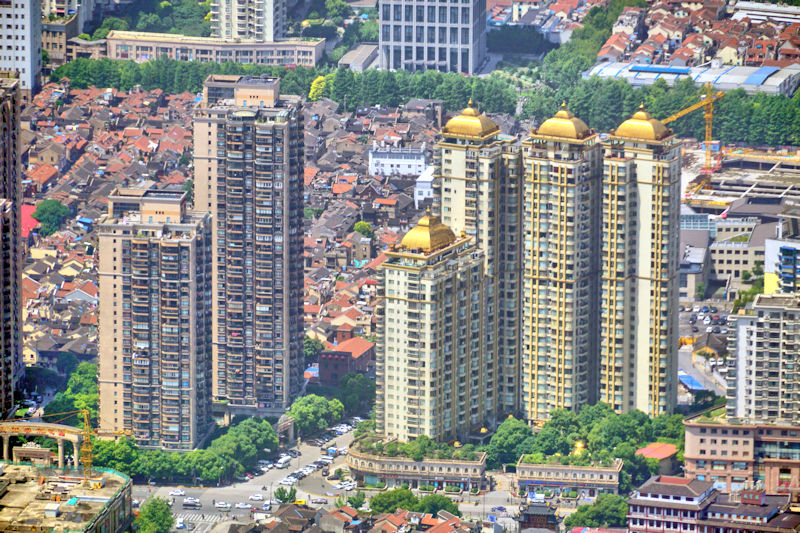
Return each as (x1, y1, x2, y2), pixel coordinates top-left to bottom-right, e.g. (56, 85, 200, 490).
(105, 31, 324, 67)
(378, 0, 486, 73)
(42, 14, 79, 67)
(433, 102, 522, 416)
(0, 79, 21, 416)
(193, 75, 304, 416)
(599, 106, 680, 415)
(726, 293, 800, 424)
(211, 0, 285, 42)
(376, 214, 492, 441)
(97, 185, 213, 450)
(521, 105, 602, 422)
(0, 0, 41, 98)
(41, 0, 96, 33)
(684, 415, 800, 498)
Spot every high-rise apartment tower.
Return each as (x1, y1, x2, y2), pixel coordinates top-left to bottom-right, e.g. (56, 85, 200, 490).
(211, 0, 286, 42)
(726, 292, 800, 424)
(599, 105, 680, 415)
(0, 77, 20, 416)
(376, 213, 491, 441)
(521, 105, 602, 422)
(0, 1, 41, 98)
(433, 102, 521, 417)
(98, 184, 213, 450)
(193, 74, 304, 416)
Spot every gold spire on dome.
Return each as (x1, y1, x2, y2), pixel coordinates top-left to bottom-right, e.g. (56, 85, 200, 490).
(613, 103, 671, 141)
(400, 210, 457, 253)
(442, 100, 500, 139)
(535, 101, 591, 139)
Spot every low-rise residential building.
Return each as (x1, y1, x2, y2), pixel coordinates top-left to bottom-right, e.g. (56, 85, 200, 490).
(684, 413, 800, 499)
(368, 143, 427, 177)
(636, 442, 679, 475)
(346, 437, 487, 491)
(414, 166, 434, 209)
(628, 475, 800, 533)
(105, 30, 325, 67)
(42, 14, 80, 67)
(680, 229, 711, 299)
(338, 44, 379, 72)
(318, 336, 375, 387)
(515, 457, 623, 497)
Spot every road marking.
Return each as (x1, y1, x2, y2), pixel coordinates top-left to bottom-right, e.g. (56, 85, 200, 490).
(175, 512, 226, 522)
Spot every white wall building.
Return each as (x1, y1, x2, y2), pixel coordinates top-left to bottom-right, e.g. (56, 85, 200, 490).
(413, 165, 434, 209)
(369, 142, 427, 177)
(211, 0, 285, 42)
(0, 0, 41, 97)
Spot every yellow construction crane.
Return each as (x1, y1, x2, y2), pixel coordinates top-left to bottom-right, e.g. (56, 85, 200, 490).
(14, 408, 129, 484)
(661, 83, 724, 173)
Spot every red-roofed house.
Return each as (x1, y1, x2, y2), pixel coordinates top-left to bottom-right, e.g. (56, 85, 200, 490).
(318, 336, 375, 386)
(20, 205, 40, 239)
(636, 442, 679, 474)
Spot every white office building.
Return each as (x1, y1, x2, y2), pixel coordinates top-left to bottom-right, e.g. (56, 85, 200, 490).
(211, 0, 285, 42)
(369, 142, 427, 177)
(379, 0, 486, 74)
(0, 0, 41, 97)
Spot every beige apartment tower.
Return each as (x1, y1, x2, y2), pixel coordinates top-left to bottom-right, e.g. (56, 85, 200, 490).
(599, 106, 680, 415)
(433, 102, 521, 417)
(521, 105, 602, 422)
(98, 185, 213, 450)
(211, 0, 286, 42)
(193, 75, 304, 415)
(376, 213, 491, 441)
(0, 78, 21, 416)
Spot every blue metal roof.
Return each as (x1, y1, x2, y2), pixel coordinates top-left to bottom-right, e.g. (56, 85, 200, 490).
(679, 373, 705, 391)
(629, 65, 691, 74)
(744, 66, 779, 86)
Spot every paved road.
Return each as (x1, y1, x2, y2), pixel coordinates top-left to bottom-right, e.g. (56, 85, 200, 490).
(133, 433, 354, 532)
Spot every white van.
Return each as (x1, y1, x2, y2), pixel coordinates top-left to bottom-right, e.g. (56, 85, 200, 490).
(276, 456, 291, 469)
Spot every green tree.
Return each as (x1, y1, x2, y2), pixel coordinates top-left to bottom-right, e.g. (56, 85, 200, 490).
(135, 497, 174, 533)
(347, 490, 366, 509)
(286, 395, 344, 436)
(309, 75, 326, 101)
(485, 416, 533, 469)
(304, 336, 325, 363)
(337, 373, 376, 414)
(325, 0, 352, 18)
(562, 494, 628, 528)
(32, 199, 71, 237)
(370, 488, 419, 514)
(274, 486, 297, 503)
(91, 17, 129, 40)
(415, 494, 461, 517)
(353, 221, 374, 239)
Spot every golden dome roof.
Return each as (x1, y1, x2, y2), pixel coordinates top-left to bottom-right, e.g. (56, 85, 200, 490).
(536, 102, 591, 139)
(400, 211, 457, 253)
(442, 100, 500, 139)
(614, 104, 671, 141)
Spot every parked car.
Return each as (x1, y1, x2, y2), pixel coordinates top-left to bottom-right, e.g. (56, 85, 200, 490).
(312, 497, 328, 504)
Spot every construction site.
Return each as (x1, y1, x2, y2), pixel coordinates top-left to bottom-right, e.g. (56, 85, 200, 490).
(0, 462, 132, 533)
